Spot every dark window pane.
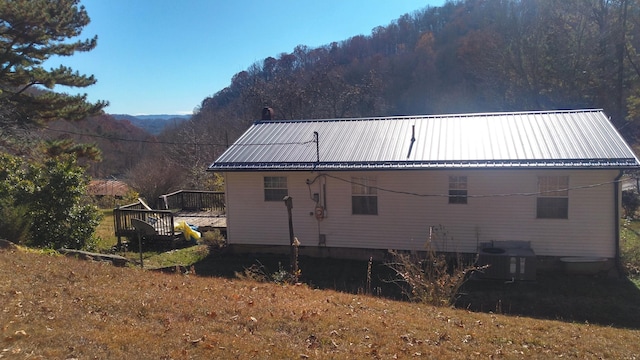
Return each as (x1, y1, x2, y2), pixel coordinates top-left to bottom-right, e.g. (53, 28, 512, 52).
(264, 176, 288, 201)
(352, 196, 378, 215)
(264, 176, 287, 189)
(448, 190, 468, 204)
(264, 188, 288, 202)
(537, 198, 568, 219)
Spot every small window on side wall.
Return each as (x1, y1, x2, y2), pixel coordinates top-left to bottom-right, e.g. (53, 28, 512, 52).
(536, 176, 569, 219)
(264, 176, 288, 201)
(352, 176, 378, 215)
(449, 176, 467, 204)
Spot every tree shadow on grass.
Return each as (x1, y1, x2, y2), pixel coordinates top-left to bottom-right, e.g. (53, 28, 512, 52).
(456, 273, 640, 330)
(193, 251, 399, 294)
(193, 251, 640, 330)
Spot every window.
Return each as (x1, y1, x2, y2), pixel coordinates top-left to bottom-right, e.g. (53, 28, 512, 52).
(537, 176, 569, 219)
(352, 176, 378, 215)
(264, 176, 288, 201)
(449, 176, 468, 204)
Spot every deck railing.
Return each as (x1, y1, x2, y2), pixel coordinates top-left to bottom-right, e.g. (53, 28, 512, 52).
(113, 191, 225, 248)
(158, 190, 225, 213)
(113, 199, 175, 248)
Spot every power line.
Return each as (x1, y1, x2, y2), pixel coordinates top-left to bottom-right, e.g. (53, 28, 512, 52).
(39, 126, 633, 198)
(41, 126, 317, 147)
(318, 173, 623, 199)
(41, 126, 225, 146)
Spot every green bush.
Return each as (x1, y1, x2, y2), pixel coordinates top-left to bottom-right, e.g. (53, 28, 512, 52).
(621, 219, 640, 275)
(24, 156, 101, 249)
(0, 153, 101, 250)
(237, 261, 298, 285)
(622, 190, 640, 218)
(0, 199, 30, 244)
(200, 229, 226, 248)
(0, 155, 30, 244)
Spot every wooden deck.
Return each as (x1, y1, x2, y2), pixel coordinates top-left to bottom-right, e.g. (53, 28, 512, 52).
(174, 211, 227, 231)
(113, 190, 226, 248)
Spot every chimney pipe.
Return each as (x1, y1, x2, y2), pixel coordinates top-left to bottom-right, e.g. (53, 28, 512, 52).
(407, 124, 416, 159)
(262, 107, 274, 120)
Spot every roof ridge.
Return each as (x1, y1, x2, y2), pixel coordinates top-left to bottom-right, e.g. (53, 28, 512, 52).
(253, 109, 604, 124)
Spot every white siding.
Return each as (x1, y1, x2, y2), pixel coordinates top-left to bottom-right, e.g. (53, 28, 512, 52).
(224, 169, 620, 258)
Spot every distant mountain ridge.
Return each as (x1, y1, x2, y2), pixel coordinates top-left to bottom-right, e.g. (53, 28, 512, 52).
(111, 114, 191, 135)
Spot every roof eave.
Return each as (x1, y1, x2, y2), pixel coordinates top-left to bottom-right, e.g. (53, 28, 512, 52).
(207, 159, 640, 172)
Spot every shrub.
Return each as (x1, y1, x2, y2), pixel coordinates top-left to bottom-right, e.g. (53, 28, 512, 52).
(621, 219, 640, 275)
(24, 156, 101, 249)
(0, 199, 30, 244)
(386, 226, 481, 306)
(622, 190, 640, 219)
(0, 154, 31, 244)
(237, 261, 297, 285)
(200, 229, 226, 248)
(386, 249, 478, 306)
(0, 153, 101, 250)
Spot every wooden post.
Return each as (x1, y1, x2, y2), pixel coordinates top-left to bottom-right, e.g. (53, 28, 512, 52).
(137, 231, 144, 269)
(114, 206, 122, 250)
(283, 196, 297, 278)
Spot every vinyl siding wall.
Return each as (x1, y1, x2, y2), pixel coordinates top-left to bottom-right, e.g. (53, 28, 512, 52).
(224, 169, 619, 258)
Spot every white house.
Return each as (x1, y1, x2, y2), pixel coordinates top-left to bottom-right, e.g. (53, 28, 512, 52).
(207, 109, 639, 273)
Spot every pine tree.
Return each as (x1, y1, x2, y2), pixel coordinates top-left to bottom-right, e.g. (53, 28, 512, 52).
(0, 0, 107, 130)
(0, 0, 104, 249)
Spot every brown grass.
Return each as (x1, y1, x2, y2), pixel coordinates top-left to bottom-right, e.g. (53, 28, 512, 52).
(2, 247, 640, 359)
(94, 209, 117, 251)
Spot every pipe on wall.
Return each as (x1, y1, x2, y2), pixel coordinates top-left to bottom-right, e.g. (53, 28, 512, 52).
(614, 170, 624, 277)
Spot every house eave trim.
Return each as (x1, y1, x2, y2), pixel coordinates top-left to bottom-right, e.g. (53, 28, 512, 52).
(207, 159, 640, 172)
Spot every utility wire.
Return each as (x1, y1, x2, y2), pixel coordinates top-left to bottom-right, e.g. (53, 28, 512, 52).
(42, 126, 631, 198)
(41, 126, 317, 147)
(42, 126, 211, 145)
(319, 173, 625, 199)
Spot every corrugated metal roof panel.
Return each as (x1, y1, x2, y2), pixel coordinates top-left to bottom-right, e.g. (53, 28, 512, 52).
(208, 109, 640, 171)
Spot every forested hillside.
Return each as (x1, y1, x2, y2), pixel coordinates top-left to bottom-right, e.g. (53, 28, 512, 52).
(166, 0, 640, 187)
(112, 114, 190, 135)
(57, 0, 640, 201)
(41, 115, 154, 178)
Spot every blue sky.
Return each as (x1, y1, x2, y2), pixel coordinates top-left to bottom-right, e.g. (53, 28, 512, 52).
(52, 0, 445, 115)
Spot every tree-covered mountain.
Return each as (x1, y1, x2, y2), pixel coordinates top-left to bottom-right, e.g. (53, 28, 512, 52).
(186, 0, 640, 144)
(40, 113, 192, 181)
(46, 0, 637, 201)
(112, 114, 191, 135)
(41, 114, 155, 178)
(124, 0, 640, 199)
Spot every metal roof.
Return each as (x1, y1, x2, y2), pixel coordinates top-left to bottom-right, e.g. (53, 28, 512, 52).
(207, 109, 640, 171)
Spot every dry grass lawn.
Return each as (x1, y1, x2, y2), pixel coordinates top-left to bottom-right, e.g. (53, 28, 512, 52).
(2, 246, 640, 359)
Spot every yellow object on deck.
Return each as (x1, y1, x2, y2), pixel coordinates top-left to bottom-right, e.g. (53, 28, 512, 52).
(174, 221, 201, 242)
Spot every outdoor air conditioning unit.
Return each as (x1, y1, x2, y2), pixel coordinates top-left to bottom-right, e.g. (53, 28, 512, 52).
(477, 241, 536, 281)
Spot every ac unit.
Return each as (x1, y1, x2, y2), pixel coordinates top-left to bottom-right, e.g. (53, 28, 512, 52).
(477, 242, 536, 281)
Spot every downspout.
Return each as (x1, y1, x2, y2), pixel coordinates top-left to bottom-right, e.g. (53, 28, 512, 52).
(614, 170, 624, 277)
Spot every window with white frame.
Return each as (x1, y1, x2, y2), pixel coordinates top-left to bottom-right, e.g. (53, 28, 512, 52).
(352, 176, 378, 215)
(536, 176, 569, 219)
(264, 176, 288, 201)
(448, 176, 468, 204)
